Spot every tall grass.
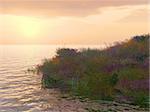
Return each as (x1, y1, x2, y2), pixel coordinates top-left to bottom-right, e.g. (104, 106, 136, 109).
(37, 34, 149, 108)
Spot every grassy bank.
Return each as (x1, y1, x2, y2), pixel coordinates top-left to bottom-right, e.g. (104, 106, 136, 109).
(36, 34, 149, 108)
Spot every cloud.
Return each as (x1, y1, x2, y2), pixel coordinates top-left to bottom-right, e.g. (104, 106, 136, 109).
(120, 9, 148, 23)
(0, 0, 148, 17)
(118, 7, 150, 23)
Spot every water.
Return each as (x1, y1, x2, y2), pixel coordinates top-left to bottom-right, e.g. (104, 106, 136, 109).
(0, 45, 103, 112)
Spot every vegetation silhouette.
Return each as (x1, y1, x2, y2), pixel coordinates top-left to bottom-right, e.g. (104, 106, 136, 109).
(37, 34, 149, 108)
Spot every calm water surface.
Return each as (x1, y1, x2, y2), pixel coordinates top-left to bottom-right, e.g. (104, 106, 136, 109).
(0, 45, 102, 112)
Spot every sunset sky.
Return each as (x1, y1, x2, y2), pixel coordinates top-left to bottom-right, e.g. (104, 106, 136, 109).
(0, 0, 149, 44)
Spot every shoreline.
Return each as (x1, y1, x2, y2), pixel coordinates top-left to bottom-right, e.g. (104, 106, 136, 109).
(38, 88, 149, 112)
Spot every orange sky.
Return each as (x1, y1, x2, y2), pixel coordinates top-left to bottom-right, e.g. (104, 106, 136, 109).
(0, 0, 149, 44)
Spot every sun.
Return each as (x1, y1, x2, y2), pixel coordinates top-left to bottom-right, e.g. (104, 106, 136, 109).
(21, 19, 40, 38)
(17, 16, 41, 38)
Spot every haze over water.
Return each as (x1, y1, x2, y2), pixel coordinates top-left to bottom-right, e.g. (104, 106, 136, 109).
(0, 0, 149, 111)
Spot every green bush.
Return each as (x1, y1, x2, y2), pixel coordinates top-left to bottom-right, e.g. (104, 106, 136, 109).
(125, 91, 149, 108)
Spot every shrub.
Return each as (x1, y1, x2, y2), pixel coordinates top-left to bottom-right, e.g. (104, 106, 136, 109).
(36, 34, 149, 107)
